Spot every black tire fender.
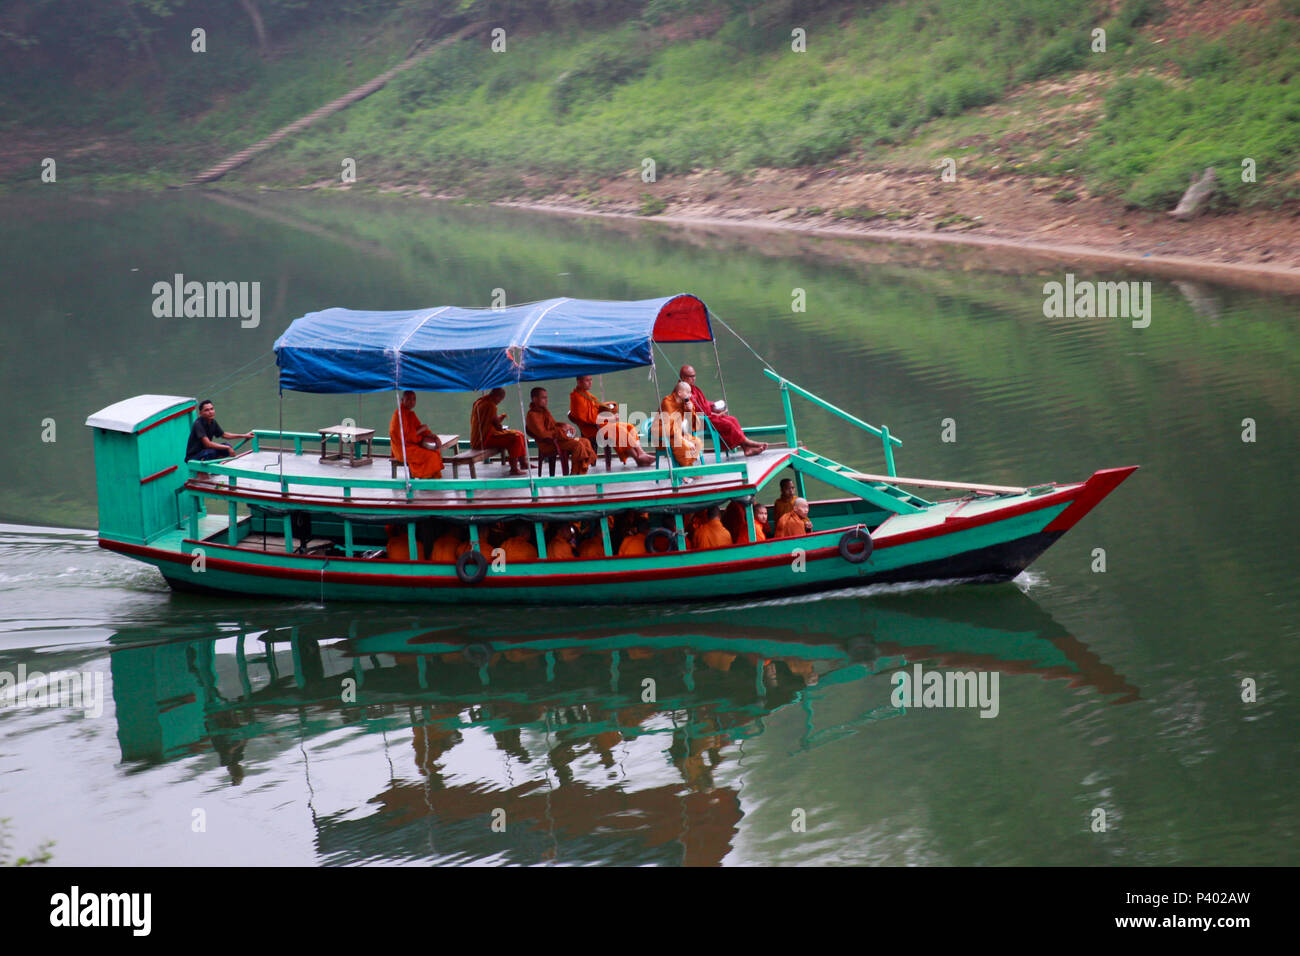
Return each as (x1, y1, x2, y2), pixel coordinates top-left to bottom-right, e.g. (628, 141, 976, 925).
(645, 527, 677, 554)
(839, 528, 873, 564)
(455, 549, 490, 584)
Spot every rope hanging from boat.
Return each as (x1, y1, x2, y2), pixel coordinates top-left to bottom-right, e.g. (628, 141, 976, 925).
(710, 335, 728, 406)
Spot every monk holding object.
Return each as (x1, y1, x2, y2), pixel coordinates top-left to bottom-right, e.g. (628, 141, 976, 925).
(471, 387, 529, 476)
(679, 365, 767, 456)
(390, 390, 443, 479)
(526, 387, 596, 475)
(657, 382, 704, 468)
(570, 375, 655, 467)
(775, 497, 814, 538)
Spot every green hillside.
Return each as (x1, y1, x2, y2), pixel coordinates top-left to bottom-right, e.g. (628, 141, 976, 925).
(3, 0, 1298, 211)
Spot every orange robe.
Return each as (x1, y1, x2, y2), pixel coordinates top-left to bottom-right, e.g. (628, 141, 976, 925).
(389, 407, 443, 479)
(773, 496, 796, 521)
(659, 394, 704, 467)
(722, 501, 745, 539)
(526, 403, 597, 474)
(775, 512, 813, 538)
(548, 537, 577, 560)
(735, 516, 768, 544)
(570, 388, 641, 462)
(618, 532, 648, 556)
(692, 517, 733, 550)
(501, 535, 538, 562)
(386, 527, 413, 561)
(455, 537, 493, 558)
(430, 531, 463, 563)
(471, 395, 526, 459)
(578, 535, 606, 559)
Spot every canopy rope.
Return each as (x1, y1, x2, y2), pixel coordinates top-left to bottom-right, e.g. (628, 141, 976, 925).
(709, 308, 777, 373)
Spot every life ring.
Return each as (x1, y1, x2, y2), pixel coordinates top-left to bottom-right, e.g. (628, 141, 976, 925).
(455, 549, 489, 584)
(839, 528, 873, 564)
(645, 527, 677, 554)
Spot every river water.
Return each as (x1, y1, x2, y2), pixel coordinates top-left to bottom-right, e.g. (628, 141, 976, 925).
(0, 191, 1295, 865)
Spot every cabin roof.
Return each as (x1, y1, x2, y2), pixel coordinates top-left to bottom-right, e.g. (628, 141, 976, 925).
(86, 395, 193, 433)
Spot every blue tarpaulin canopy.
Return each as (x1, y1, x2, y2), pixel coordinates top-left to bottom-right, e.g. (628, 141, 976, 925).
(273, 294, 712, 394)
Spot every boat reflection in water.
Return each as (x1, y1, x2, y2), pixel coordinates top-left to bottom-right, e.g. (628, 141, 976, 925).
(109, 587, 1138, 865)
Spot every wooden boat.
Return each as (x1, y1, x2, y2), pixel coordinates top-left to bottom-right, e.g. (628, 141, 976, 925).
(85, 293, 1136, 604)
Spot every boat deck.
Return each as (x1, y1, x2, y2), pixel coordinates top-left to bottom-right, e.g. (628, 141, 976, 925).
(187, 447, 794, 510)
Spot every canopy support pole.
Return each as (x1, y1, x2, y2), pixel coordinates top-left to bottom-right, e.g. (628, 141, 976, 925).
(711, 335, 728, 406)
(516, 383, 535, 496)
(650, 351, 673, 484)
(393, 390, 411, 495)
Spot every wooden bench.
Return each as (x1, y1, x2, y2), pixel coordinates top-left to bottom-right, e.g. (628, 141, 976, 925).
(389, 433, 460, 478)
(447, 447, 509, 479)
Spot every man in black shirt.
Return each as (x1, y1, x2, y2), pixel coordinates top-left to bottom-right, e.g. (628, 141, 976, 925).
(186, 399, 253, 461)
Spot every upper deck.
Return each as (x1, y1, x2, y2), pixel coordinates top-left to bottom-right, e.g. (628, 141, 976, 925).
(185, 430, 794, 516)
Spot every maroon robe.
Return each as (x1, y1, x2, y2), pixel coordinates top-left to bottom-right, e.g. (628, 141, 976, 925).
(689, 383, 746, 449)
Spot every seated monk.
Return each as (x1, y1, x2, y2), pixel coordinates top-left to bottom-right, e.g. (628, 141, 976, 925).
(547, 524, 578, 560)
(679, 365, 768, 456)
(471, 388, 529, 475)
(526, 387, 596, 475)
(775, 497, 814, 538)
(570, 374, 655, 467)
(691, 505, 733, 550)
(735, 503, 769, 544)
(456, 524, 498, 558)
(385, 524, 415, 561)
(662, 382, 705, 468)
(500, 521, 538, 562)
(577, 533, 606, 559)
(430, 525, 465, 563)
(722, 500, 746, 539)
(576, 518, 610, 558)
(390, 390, 444, 479)
(772, 478, 797, 521)
(617, 515, 651, 555)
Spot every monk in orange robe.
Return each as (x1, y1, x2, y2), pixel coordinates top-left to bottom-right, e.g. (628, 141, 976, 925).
(500, 522, 538, 562)
(548, 524, 578, 560)
(389, 390, 444, 479)
(430, 527, 465, 563)
(679, 365, 768, 456)
(691, 506, 733, 550)
(525, 387, 596, 475)
(617, 515, 650, 555)
(471, 388, 528, 475)
(772, 478, 797, 521)
(775, 497, 814, 538)
(385, 524, 415, 561)
(569, 375, 655, 466)
(657, 382, 704, 468)
(578, 535, 606, 559)
(735, 503, 769, 544)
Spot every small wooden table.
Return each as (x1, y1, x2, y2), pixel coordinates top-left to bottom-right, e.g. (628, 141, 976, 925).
(318, 425, 375, 467)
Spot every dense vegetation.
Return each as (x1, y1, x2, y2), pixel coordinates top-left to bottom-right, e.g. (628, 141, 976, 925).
(3, 0, 1298, 210)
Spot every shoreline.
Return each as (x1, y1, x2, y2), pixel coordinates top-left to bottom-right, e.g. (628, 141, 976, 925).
(488, 199, 1300, 295)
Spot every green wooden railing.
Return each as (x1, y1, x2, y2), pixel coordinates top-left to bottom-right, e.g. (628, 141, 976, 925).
(762, 369, 902, 477)
(188, 443, 749, 502)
